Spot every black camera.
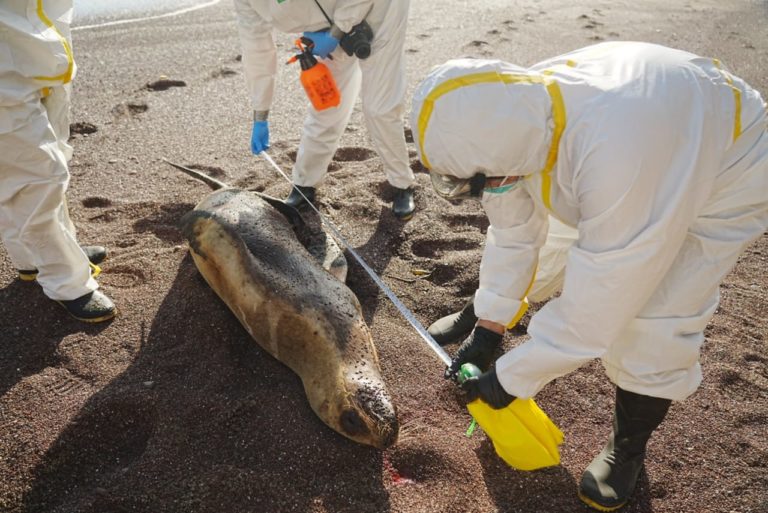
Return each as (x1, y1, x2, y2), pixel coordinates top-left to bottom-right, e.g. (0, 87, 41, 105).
(340, 20, 374, 59)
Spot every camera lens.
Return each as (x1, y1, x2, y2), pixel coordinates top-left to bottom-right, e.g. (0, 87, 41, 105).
(354, 42, 371, 59)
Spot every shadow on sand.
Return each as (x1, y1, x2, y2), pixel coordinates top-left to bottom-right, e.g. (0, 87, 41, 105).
(20, 253, 391, 513)
(0, 279, 114, 398)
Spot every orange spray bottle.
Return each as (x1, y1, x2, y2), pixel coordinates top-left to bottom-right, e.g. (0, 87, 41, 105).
(287, 38, 341, 111)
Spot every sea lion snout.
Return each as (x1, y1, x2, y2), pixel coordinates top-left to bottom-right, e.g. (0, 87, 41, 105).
(339, 384, 399, 449)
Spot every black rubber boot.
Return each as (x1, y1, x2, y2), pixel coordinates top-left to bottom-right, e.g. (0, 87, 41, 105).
(83, 245, 108, 265)
(18, 245, 108, 281)
(578, 387, 672, 511)
(56, 290, 117, 323)
(285, 185, 316, 210)
(428, 298, 477, 345)
(392, 187, 415, 220)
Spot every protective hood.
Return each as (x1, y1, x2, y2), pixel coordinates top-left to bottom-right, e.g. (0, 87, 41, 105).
(410, 59, 556, 179)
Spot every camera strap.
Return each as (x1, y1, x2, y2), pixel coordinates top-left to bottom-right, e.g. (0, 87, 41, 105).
(312, 0, 335, 28)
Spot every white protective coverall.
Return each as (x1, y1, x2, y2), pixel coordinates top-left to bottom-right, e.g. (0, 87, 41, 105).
(234, 0, 415, 189)
(0, 0, 98, 300)
(411, 42, 768, 401)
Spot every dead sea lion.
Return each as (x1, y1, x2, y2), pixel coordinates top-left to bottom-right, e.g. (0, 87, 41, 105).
(176, 172, 398, 449)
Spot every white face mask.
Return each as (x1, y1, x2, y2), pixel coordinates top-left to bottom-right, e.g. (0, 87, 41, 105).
(430, 172, 524, 200)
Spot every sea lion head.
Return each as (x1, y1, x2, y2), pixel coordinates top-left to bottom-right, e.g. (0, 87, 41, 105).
(303, 354, 399, 449)
(337, 373, 399, 449)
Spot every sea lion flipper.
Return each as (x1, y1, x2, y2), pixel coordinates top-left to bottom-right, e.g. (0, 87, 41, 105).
(255, 192, 348, 280)
(255, 192, 305, 231)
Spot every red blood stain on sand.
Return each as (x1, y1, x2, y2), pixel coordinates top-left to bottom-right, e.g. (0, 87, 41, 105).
(383, 452, 415, 486)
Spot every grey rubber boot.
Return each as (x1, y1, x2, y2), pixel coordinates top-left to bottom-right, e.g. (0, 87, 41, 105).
(578, 387, 672, 511)
(285, 185, 316, 210)
(428, 298, 477, 345)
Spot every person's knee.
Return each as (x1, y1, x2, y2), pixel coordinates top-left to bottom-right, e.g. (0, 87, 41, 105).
(362, 97, 402, 121)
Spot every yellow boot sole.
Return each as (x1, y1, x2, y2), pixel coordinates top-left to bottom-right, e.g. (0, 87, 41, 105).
(577, 491, 627, 512)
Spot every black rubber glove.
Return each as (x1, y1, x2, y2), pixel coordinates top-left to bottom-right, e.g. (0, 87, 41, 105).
(444, 326, 503, 380)
(461, 368, 516, 409)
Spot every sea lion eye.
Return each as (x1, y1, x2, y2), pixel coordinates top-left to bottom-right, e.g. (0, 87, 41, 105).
(340, 409, 368, 436)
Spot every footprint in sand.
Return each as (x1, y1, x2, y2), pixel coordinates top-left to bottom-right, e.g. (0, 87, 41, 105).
(280, 146, 371, 169)
(82, 197, 113, 208)
(578, 14, 604, 30)
(428, 265, 478, 293)
(410, 159, 426, 174)
(111, 101, 148, 118)
(70, 121, 98, 136)
(42, 368, 89, 397)
(333, 146, 376, 162)
(411, 237, 477, 259)
(133, 203, 193, 243)
(82, 196, 117, 223)
(100, 264, 149, 288)
(718, 368, 758, 401)
(441, 212, 489, 231)
(115, 238, 138, 248)
(144, 79, 187, 92)
(383, 448, 453, 485)
(734, 411, 768, 427)
(210, 67, 238, 79)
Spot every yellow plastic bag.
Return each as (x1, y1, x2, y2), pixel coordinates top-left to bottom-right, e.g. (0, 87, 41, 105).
(467, 398, 564, 471)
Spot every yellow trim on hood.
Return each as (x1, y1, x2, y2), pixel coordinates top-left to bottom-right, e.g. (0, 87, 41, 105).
(33, 0, 74, 83)
(713, 59, 742, 142)
(416, 70, 566, 210)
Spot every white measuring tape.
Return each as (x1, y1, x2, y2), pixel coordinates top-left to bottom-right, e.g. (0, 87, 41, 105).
(259, 151, 451, 366)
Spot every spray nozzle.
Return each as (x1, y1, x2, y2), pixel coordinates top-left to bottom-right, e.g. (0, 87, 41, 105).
(286, 37, 329, 70)
(457, 363, 482, 437)
(457, 363, 482, 385)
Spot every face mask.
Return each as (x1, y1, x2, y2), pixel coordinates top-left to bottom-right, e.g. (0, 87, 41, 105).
(430, 172, 523, 200)
(484, 176, 524, 195)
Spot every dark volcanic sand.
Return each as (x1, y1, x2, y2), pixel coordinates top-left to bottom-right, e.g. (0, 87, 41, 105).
(1, 1, 766, 512)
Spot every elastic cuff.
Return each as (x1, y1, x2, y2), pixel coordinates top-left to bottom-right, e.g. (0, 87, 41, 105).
(330, 24, 345, 40)
(474, 289, 523, 327)
(253, 110, 269, 121)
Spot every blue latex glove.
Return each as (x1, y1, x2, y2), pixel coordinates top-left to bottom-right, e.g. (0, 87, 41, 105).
(250, 120, 269, 154)
(302, 30, 339, 58)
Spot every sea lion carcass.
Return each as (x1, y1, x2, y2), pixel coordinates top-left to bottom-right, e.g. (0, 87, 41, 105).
(179, 187, 398, 449)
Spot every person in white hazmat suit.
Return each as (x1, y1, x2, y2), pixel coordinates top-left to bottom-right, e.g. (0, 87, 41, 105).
(234, 0, 417, 219)
(410, 42, 768, 511)
(0, 0, 116, 322)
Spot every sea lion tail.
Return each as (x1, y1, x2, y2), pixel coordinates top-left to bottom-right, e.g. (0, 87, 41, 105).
(163, 158, 229, 190)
